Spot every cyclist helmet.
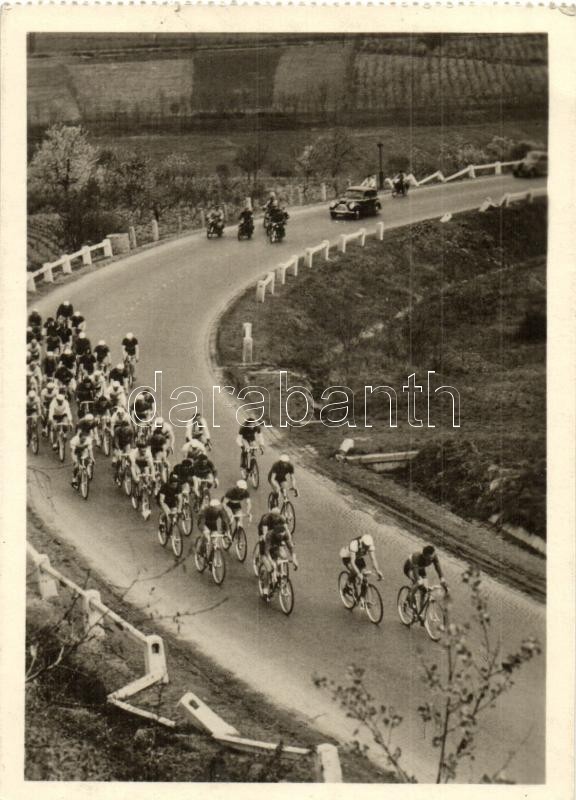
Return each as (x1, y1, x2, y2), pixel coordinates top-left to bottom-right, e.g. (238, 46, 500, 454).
(84, 413, 95, 423)
(126, 332, 134, 339)
(28, 390, 37, 399)
(423, 545, 436, 558)
(209, 498, 221, 508)
(155, 417, 164, 427)
(78, 332, 86, 339)
(280, 454, 290, 463)
(236, 479, 248, 490)
(98, 340, 106, 346)
(46, 381, 55, 390)
(269, 505, 281, 514)
(169, 472, 179, 483)
(82, 375, 91, 384)
(189, 438, 204, 450)
(116, 363, 124, 371)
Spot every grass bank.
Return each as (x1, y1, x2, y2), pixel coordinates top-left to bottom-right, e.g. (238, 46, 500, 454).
(217, 202, 547, 586)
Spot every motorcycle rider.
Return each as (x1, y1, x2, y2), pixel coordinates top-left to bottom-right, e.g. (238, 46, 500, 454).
(393, 171, 408, 196)
(207, 204, 225, 234)
(238, 206, 254, 236)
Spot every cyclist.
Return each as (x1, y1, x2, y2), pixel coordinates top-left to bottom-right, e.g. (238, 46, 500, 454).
(69, 430, 94, 489)
(107, 381, 128, 411)
(91, 369, 107, 399)
(76, 376, 95, 418)
(191, 451, 219, 502)
(48, 390, 73, 448)
(45, 328, 62, 357)
(171, 457, 195, 500)
(340, 534, 383, 606)
(74, 331, 92, 357)
(158, 472, 183, 523)
(222, 478, 251, 528)
(237, 416, 264, 472)
(54, 361, 76, 397)
(28, 308, 42, 328)
(122, 332, 139, 367)
(132, 392, 154, 426)
(28, 338, 42, 366)
(199, 498, 228, 564)
(268, 454, 298, 506)
(261, 514, 298, 601)
(129, 442, 154, 493)
(56, 320, 73, 348)
(184, 412, 211, 449)
(403, 545, 448, 616)
(109, 362, 128, 390)
(94, 340, 111, 375)
(26, 390, 41, 430)
(56, 300, 74, 326)
(42, 352, 58, 382)
(70, 310, 86, 336)
(40, 381, 58, 433)
(112, 418, 135, 468)
(153, 417, 175, 456)
(77, 350, 97, 381)
(256, 506, 284, 567)
(149, 425, 171, 478)
(58, 346, 76, 372)
(93, 392, 112, 441)
(182, 437, 206, 462)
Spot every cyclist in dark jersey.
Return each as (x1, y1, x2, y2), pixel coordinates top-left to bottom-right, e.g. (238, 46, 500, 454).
(403, 545, 447, 612)
(56, 301, 74, 325)
(261, 517, 298, 600)
(268, 454, 298, 505)
(191, 453, 219, 501)
(172, 458, 195, 499)
(256, 507, 284, 560)
(199, 498, 228, 562)
(158, 473, 182, 519)
(113, 419, 134, 466)
(222, 479, 251, 527)
(237, 417, 264, 470)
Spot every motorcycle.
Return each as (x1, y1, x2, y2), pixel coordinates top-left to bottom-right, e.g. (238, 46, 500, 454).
(206, 219, 224, 239)
(391, 179, 409, 198)
(268, 220, 286, 243)
(238, 218, 254, 241)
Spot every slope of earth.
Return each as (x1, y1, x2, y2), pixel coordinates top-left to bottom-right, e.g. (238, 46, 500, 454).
(217, 201, 547, 555)
(26, 511, 392, 783)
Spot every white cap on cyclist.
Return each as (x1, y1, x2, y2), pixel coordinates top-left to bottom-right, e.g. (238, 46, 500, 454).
(270, 505, 281, 514)
(83, 413, 94, 422)
(79, 332, 86, 339)
(280, 453, 290, 463)
(209, 498, 221, 507)
(155, 417, 164, 427)
(98, 340, 106, 346)
(116, 363, 124, 370)
(28, 390, 37, 399)
(126, 332, 134, 339)
(236, 479, 248, 490)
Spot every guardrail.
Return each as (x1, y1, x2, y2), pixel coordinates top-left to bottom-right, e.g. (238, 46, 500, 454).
(27, 238, 113, 293)
(339, 228, 367, 254)
(365, 159, 523, 191)
(305, 240, 330, 269)
(27, 542, 342, 780)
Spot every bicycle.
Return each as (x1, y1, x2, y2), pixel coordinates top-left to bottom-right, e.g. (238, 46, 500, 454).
(268, 486, 297, 536)
(241, 444, 262, 489)
(131, 472, 153, 520)
(124, 354, 137, 390)
(158, 505, 188, 559)
(397, 583, 448, 642)
(98, 413, 112, 457)
(114, 452, 132, 496)
(338, 569, 383, 625)
(27, 414, 40, 455)
(258, 551, 295, 615)
(52, 420, 69, 463)
(73, 455, 94, 501)
(222, 510, 248, 563)
(152, 456, 169, 496)
(192, 478, 213, 514)
(194, 530, 227, 585)
(179, 490, 193, 537)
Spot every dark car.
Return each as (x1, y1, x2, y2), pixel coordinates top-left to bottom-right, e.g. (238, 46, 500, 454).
(329, 186, 381, 220)
(513, 150, 548, 178)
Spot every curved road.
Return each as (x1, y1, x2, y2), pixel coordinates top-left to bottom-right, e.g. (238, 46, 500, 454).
(29, 175, 546, 782)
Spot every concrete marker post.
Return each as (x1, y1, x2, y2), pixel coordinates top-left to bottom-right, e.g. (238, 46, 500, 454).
(314, 743, 343, 782)
(151, 219, 160, 242)
(376, 221, 385, 240)
(27, 275, 37, 292)
(43, 263, 54, 283)
(82, 589, 106, 640)
(81, 246, 92, 266)
(128, 227, 137, 249)
(144, 635, 169, 683)
(103, 238, 113, 258)
(62, 256, 72, 274)
(30, 552, 59, 599)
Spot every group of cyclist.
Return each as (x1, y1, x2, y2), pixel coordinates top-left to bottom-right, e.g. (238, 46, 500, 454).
(27, 300, 447, 615)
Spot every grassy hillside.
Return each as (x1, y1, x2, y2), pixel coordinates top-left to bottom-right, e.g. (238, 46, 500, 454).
(217, 202, 547, 538)
(28, 34, 547, 131)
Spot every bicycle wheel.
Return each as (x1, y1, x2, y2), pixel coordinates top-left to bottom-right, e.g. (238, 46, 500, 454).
(338, 571, 356, 610)
(31, 426, 39, 455)
(283, 501, 296, 536)
(424, 599, 446, 642)
(157, 514, 169, 547)
(103, 429, 111, 457)
(171, 524, 183, 559)
(131, 486, 139, 510)
(248, 458, 259, 489)
(123, 471, 132, 497)
(87, 459, 94, 481)
(141, 490, 150, 520)
(211, 549, 226, 585)
(397, 586, 415, 626)
(258, 564, 269, 598)
(234, 526, 247, 562)
(58, 434, 66, 463)
(179, 502, 193, 536)
(80, 469, 89, 500)
(279, 577, 295, 615)
(222, 522, 232, 551)
(193, 536, 207, 572)
(252, 542, 261, 577)
(364, 583, 384, 625)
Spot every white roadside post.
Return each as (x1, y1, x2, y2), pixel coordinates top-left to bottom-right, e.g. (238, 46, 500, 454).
(103, 238, 113, 258)
(321, 183, 327, 202)
(82, 589, 106, 640)
(27, 275, 36, 292)
(128, 226, 137, 249)
(81, 246, 92, 266)
(42, 262, 54, 283)
(376, 221, 385, 241)
(61, 256, 72, 275)
(29, 552, 59, 599)
(242, 322, 253, 365)
(151, 219, 160, 242)
(314, 743, 343, 782)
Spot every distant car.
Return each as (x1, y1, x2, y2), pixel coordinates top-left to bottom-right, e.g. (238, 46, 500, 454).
(513, 150, 548, 178)
(329, 187, 381, 220)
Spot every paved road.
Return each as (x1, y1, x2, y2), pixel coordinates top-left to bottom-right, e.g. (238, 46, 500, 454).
(29, 175, 546, 782)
